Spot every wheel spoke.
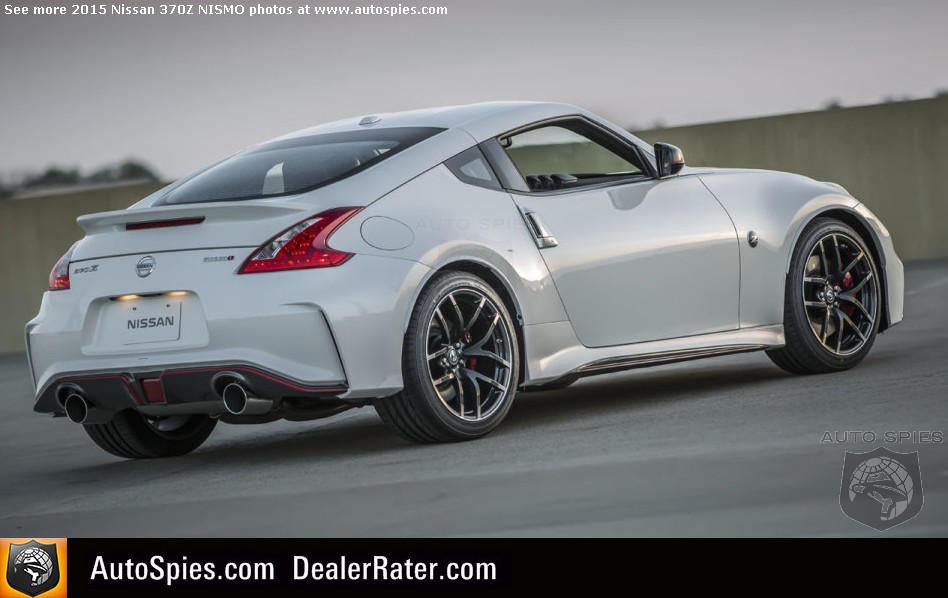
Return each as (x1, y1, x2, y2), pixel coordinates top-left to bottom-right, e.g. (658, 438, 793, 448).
(835, 309, 845, 352)
(432, 371, 455, 386)
(453, 375, 465, 417)
(832, 234, 843, 275)
(469, 371, 482, 419)
(820, 307, 831, 344)
(818, 239, 830, 276)
(837, 309, 867, 342)
(840, 252, 864, 277)
(468, 313, 500, 351)
(804, 276, 827, 284)
(848, 271, 873, 294)
(463, 348, 511, 368)
(434, 307, 452, 340)
(447, 293, 465, 329)
(804, 300, 825, 308)
(462, 367, 507, 393)
(427, 347, 448, 361)
(463, 297, 486, 334)
(838, 293, 874, 323)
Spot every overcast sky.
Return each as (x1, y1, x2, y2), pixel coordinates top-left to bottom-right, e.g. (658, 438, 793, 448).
(1, 0, 946, 179)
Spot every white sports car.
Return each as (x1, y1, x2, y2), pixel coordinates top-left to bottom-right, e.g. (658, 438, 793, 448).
(26, 102, 904, 458)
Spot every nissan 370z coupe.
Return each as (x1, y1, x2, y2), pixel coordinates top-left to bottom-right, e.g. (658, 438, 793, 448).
(26, 102, 904, 458)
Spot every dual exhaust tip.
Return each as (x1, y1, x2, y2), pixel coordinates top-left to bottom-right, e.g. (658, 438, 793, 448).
(60, 376, 274, 423)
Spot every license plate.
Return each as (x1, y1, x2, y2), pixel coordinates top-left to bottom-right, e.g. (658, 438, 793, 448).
(111, 297, 182, 345)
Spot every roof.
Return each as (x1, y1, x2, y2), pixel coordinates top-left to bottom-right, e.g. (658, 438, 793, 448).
(271, 101, 593, 144)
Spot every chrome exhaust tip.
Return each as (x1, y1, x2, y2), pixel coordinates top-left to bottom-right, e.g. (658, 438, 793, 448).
(221, 382, 272, 416)
(63, 393, 113, 425)
(64, 393, 89, 423)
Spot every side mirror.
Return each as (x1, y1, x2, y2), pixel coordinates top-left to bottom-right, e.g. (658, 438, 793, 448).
(654, 143, 685, 177)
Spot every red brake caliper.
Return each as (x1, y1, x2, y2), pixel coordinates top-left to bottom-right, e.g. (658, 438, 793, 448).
(840, 272, 855, 317)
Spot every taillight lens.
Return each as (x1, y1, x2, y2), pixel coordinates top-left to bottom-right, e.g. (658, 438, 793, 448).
(49, 242, 78, 291)
(238, 207, 362, 274)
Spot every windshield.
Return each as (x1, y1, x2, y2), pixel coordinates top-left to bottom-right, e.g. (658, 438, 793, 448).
(157, 127, 444, 205)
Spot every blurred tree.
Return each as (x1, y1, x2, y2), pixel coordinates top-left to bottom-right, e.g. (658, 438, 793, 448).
(823, 99, 843, 110)
(6, 160, 161, 195)
(937, 89, 948, 97)
(85, 165, 119, 183)
(87, 160, 160, 183)
(650, 119, 667, 130)
(23, 167, 81, 188)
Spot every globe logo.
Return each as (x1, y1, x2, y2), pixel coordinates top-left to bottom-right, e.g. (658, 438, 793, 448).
(839, 447, 924, 531)
(848, 456, 913, 519)
(13, 547, 54, 586)
(5, 539, 62, 597)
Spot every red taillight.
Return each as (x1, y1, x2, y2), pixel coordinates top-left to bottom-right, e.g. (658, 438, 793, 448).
(238, 207, 362, 274)
(49, 242, 78, 291)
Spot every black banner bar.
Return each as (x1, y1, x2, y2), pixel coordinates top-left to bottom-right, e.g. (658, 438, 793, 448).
(37, 537, 941, 596)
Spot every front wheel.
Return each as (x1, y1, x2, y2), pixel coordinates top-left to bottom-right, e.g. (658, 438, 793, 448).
(374, 271, 520, 443)
(84, 411, 217, 459)
(767, 218, 881, 374)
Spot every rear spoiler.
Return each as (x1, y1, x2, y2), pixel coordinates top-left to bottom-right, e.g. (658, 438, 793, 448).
(77, 201, 316, 235)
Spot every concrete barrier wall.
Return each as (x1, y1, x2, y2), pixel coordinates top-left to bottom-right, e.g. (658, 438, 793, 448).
(0, 182, 165, 355)
(0, 98, 945, 354)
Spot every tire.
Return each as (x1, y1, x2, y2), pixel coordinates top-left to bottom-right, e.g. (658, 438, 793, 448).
(374, 271, 520, 443)
(767, 217, 881, 375)
(84, 411, 217, 459)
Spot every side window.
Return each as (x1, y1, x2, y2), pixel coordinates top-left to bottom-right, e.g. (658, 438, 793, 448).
(500, 120, 645, 191)
(445, 146, 501, 190)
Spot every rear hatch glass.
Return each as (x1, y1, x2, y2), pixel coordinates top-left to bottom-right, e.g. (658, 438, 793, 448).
(155, 126, 444, 205)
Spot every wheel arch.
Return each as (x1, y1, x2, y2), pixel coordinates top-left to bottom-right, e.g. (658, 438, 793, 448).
(787, 206, 891, 331)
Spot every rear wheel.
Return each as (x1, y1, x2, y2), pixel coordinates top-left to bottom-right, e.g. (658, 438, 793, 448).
(374, 271, 520, 443)
(84, 411, 217, 459)
(767, 218, 881, 374)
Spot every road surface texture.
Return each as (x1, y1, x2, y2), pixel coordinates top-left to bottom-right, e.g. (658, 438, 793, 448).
(1, 262, 946, 537)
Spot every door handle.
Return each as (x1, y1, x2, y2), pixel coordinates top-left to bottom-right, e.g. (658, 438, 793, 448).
(521, 209, 558, 249)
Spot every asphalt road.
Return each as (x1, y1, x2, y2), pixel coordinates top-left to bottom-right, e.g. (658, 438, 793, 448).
(1, 262, 946, 537)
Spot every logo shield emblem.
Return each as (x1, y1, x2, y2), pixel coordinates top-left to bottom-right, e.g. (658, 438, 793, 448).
(136, 255, 156, 278)
(839, 446, 924, 531)
(6, 540, 61, 597)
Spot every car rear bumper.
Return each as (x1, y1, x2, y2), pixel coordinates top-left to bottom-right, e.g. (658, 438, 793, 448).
(34, 363, 348, 415)
(27, 252, 431, 414)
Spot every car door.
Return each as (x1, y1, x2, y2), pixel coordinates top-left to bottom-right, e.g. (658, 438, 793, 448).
(485, 117, 740, 348)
